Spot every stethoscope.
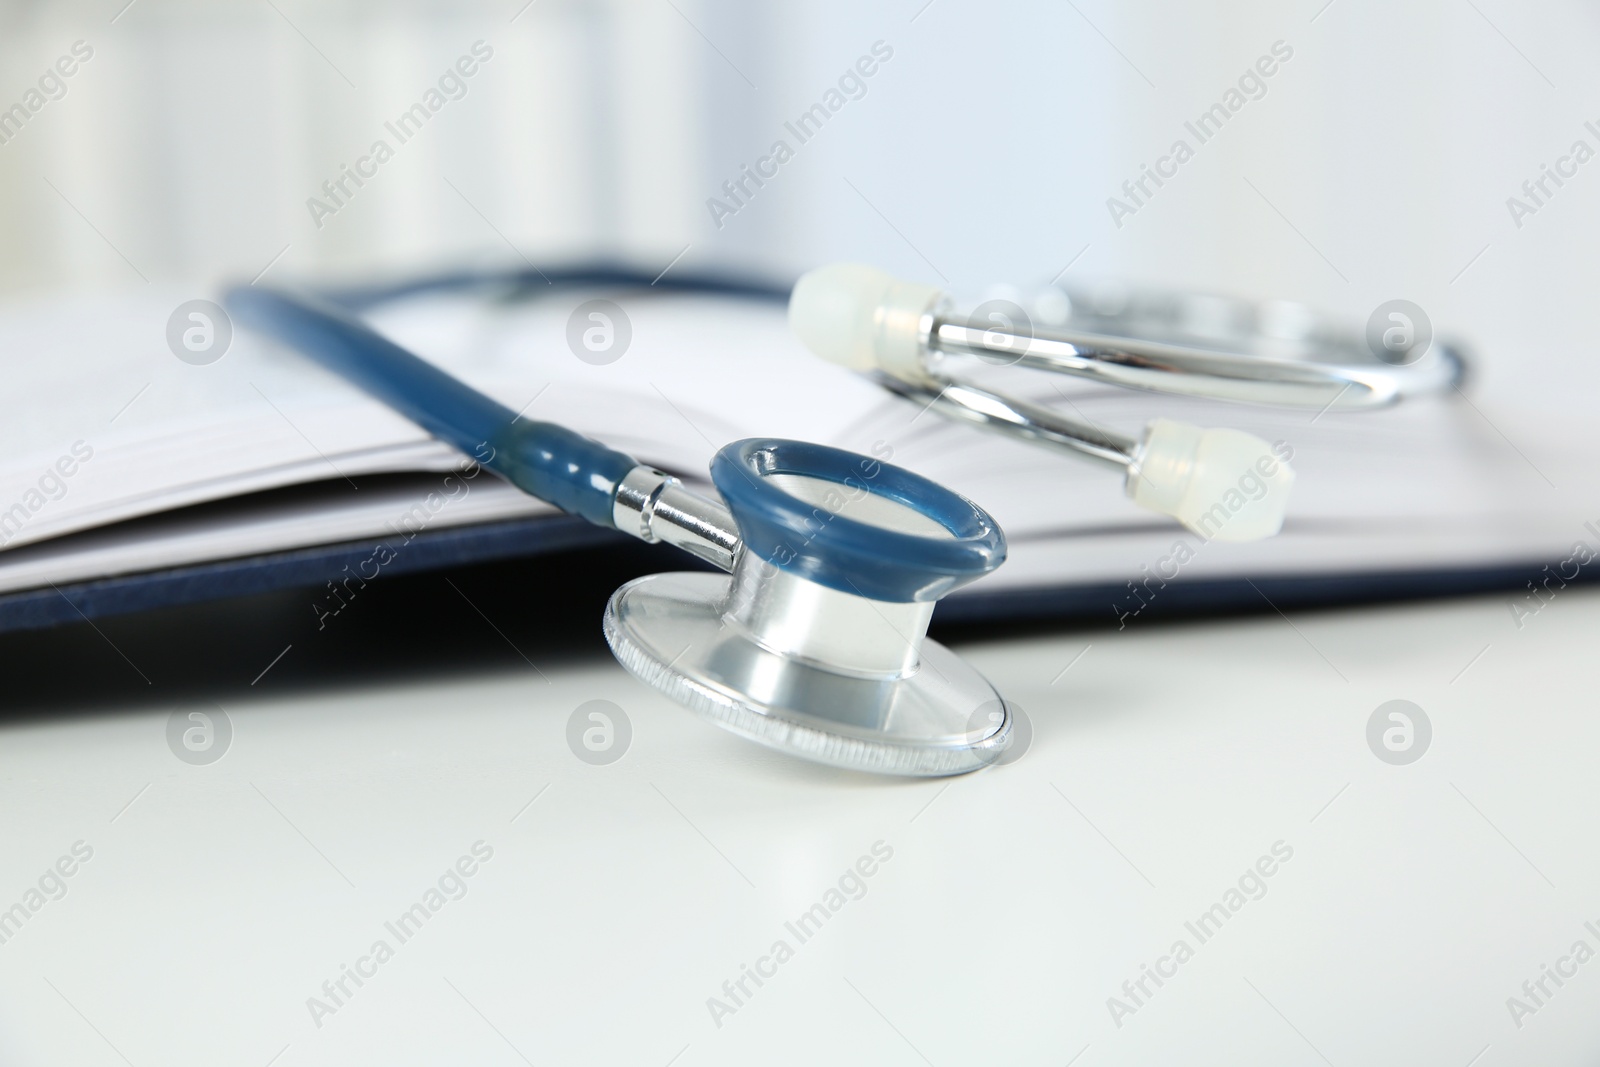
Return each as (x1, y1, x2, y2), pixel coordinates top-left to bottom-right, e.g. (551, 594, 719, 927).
(224, 263, 1463, 777)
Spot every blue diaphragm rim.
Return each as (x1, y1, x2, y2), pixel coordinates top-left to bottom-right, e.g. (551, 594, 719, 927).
(710, 438, 1006, 603)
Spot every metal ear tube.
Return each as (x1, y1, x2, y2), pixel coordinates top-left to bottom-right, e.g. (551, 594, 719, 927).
(784, 262, 1465, 543)
(787, 263, 1306, 542)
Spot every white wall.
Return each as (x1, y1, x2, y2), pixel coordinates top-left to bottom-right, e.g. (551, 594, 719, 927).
(2, 0, 1598, 420)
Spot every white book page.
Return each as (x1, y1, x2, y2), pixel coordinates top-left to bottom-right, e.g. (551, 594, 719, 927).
(0, 288, 882, 548)
(0, 285, 1591, 595)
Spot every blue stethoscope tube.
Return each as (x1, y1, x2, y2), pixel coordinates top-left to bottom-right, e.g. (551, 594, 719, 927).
(316, 264, 788, 313)
(225, 282, 1005, 603)
(225, 286, 637, 528)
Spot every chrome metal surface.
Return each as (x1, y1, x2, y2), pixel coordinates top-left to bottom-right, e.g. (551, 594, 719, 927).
(722, 551, 936, 678)
(612, 465, 740, 572)
(872, 372, 1138, 472)
(927, 314, 1464, 410)
(603, 571, 1012, 777)
(1055, 283, 1447, 375)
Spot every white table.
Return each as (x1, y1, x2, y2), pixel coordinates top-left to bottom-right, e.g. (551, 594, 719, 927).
(2, 587, 1597, 1066)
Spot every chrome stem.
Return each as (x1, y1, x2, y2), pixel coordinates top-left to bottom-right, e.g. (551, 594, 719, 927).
(612, 466, 741, 572)
(873, 372, 1138, 473)
(928, 317, 1398, 409)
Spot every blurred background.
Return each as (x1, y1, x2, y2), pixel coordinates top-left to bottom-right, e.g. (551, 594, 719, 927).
(1, 0, 1597, 420)
(5, 6, 1600, 1065)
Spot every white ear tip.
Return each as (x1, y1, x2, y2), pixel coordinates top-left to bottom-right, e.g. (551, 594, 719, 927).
(788, 263, 943, 379)
(788, 263, 894, 371)
(1127, 419, 1294, 542)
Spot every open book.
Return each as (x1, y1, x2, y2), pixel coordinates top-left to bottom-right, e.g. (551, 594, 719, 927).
(0, 279, 1585, 631)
